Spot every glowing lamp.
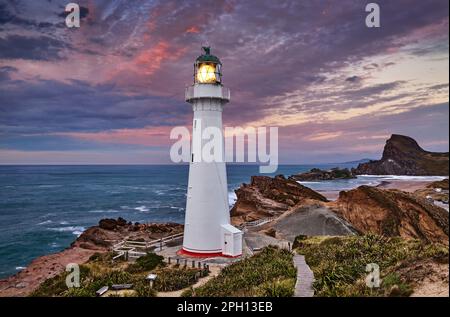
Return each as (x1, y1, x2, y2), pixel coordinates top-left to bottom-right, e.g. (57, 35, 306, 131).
(194, 46, 222, 84)
(196, 63, 216, 83)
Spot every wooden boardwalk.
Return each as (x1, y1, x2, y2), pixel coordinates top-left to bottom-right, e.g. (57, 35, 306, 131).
(293, 254, 315, 297)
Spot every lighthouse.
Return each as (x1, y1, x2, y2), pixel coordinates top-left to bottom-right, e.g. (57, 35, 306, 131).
(181, 47, 242, 257)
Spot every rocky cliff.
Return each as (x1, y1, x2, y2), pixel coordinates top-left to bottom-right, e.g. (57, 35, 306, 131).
(230, 175, 328, 224)
(353, 134, 449, 176)
(334, 186, 449, 244)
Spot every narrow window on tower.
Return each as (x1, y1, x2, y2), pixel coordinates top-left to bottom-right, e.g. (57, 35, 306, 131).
(194, 119, 197, 129)
(191, 153, 194, 162)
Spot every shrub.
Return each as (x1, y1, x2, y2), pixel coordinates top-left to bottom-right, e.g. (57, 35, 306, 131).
(134, 280, 157, 297)
(181, 287, 194, 297)
(126, 252, 165, 273)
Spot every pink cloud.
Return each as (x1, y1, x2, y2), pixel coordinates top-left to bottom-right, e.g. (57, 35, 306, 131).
(56, 126, 177, 147)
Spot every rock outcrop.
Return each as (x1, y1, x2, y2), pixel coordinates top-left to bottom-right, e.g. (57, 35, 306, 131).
(269, 202, 357, 241)
(427, 179, 449, 190)
(353, 134, 449, 176)
(334, 185, 449, 244)
(74, 218, 184, 250)
(230, 175, 328, 224)
(290, 167, 356, 181)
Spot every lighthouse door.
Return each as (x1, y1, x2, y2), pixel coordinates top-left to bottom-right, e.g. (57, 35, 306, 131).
(223, 233, 232, 255)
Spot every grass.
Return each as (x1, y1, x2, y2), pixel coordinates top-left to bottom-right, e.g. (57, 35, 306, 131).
(190, 246, 296, 297)
(153, 267, 206, 292)
(293, 234, 448, 297)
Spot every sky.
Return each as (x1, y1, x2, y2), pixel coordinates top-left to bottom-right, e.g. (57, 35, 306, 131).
(0, 0, 448, 164)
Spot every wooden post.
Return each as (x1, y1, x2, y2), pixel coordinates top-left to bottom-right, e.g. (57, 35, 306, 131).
(198, 262, 201, 269)
(176, 258, 180, 265)
(168, 257, 171, 265)
(184, 259, 187, 268)
(192, 260, 195, 268)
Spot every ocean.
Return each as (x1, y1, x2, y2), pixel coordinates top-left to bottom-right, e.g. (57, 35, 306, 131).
(0, 164, 445, 279)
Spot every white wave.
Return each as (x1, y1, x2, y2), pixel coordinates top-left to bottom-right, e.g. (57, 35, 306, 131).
(37, 220, 52, 225)
(15, 266, 26, 271)
(170, 206, 184, 211)
(228, 191, 237, 207)
(59, 221, 69, 225)
(48, 226, 85, 235)
(88, 209, 119, 213)
(134, 206, 149, 212)
(359, 175, 446, 181)
(297, 181, 321, 184)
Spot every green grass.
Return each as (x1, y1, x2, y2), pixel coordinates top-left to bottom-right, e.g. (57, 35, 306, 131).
(293, 234, 448, 297)
(191, 246, 296, 297)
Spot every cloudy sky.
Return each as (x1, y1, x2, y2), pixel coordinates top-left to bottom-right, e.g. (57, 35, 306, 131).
(0, 0, 448, 164)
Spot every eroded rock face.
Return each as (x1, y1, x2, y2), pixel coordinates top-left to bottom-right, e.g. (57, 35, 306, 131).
(334, 185, 449, 244)
(230, 175, 328, 224)
(353, 134, 449, 176)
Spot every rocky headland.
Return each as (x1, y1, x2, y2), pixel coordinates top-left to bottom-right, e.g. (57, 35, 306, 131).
(290, 167, 356, 181)
(353, 134, 449, 176)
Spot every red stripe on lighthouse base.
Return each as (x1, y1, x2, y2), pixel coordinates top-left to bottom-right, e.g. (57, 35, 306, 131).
(178, 248, 241, 258)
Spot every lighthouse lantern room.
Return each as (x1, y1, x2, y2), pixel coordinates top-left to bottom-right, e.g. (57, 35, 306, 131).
(181, 47, 243, 257)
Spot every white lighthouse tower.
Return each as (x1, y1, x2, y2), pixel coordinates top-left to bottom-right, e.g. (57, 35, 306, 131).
(181, 47, 242, 257)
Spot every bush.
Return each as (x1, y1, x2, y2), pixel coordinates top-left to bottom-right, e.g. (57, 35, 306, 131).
(126, 252, 165, 273)
(181, 287, 194, 297)
(134, 280, 157, 297)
